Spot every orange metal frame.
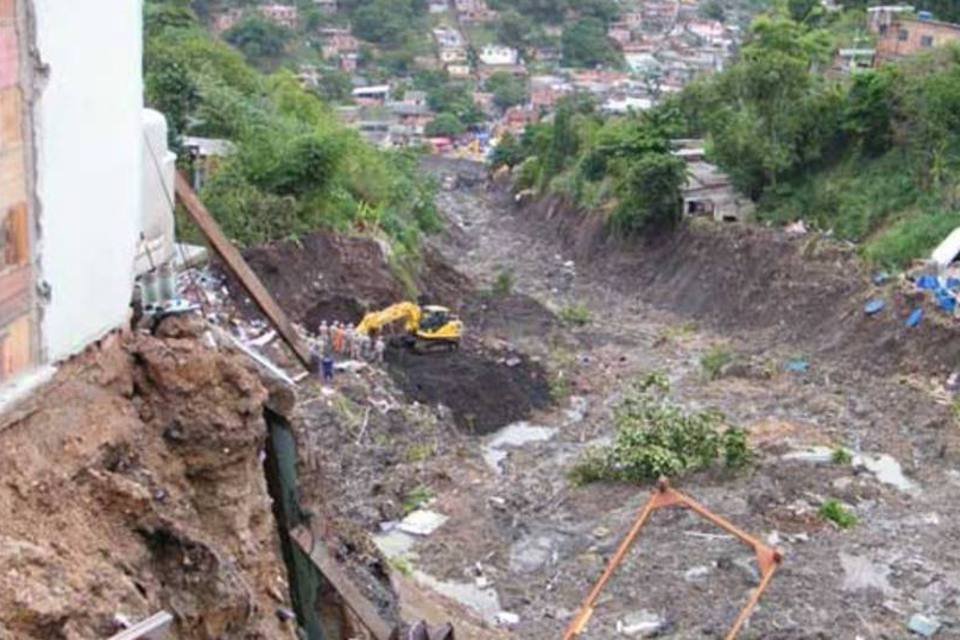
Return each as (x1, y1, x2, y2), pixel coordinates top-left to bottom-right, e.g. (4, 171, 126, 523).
(563, 478, 783, 640)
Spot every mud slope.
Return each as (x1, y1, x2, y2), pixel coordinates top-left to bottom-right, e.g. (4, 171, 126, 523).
(234, 232, 473, 329)
(0, 318, 290, 639)
(521, 193, 960, 374)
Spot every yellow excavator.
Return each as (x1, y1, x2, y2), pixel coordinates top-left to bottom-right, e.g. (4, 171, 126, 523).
(356, 301, 463, 352)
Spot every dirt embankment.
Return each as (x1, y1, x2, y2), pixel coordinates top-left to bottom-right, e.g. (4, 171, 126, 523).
(0, 319, 291, 639)
(517, 193, 960, 375)
(234, 230, 557, 434)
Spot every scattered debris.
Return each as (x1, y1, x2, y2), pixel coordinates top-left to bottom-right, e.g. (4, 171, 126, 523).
(907, 613, 942, 637)
(907, 308, 924, 328)
(398, 510, 449, 537)
(865, 299, 886, 315)
(855, 453, 918, 493)
(616, 610, 665, 637)
(784, 359, 810, 373)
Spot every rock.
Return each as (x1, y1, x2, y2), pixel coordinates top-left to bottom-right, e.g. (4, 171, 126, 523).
(907, 613, 941, 637)
(617, 610, 665, 636)
(509, 535, 556, 573)
(505, 357, 522, 368)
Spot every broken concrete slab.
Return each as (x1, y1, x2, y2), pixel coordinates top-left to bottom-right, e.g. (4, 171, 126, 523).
(482, 422, 558, 473)
(399, 510, 449, 537)
(855, 453, 919, 494)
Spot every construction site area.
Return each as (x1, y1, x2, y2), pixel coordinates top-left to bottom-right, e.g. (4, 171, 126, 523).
(3, 156, 960, 639)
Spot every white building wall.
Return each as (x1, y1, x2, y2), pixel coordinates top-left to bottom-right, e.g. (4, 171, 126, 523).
(33, 0, 144, 362)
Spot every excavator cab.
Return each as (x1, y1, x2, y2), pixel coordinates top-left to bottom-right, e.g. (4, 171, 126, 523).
(419, 306, 452, 332)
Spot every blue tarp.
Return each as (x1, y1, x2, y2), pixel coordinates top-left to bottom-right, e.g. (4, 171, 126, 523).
(865, 299, 885, 315)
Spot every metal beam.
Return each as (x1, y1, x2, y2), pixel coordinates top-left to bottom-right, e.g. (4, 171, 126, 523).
(174, 173, 312, 370)
(108, 611, 174, 640)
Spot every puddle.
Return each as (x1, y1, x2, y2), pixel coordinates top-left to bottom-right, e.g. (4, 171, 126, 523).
(412, 570, 502, 622)
(482, 422, 558, 473)
(856, 454, 918, 494)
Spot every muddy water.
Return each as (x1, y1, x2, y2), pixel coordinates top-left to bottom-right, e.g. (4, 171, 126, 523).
(396, 172, 960, 638)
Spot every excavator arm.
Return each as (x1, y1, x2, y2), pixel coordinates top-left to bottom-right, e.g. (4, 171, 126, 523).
(356, 301, 423, 337)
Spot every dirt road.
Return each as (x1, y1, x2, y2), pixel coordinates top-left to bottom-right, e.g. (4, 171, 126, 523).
(386, 167, 960, 638)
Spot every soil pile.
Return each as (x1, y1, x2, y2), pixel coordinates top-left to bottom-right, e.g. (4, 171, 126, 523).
(0, 318, 291, 639)
(385, 347, 552, 434)
(233, 232, 473, 331)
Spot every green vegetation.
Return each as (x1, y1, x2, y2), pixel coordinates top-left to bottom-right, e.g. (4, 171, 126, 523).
(402, 484, 435, 514)
(491, 267, 514, 297)
(486, 72, 530, 111)
(425, 112, 467, 138)
(406, 442, 437, 463)
(223, 15, 292, 68)
(145, 1, 439, 253)
(831, 447, 852, 465)
(571, 373, 752, 485)
(389, 556, 414, 576)
(561, 17, 623, 68)
(491, 94, 687, 235)
(700, 346, 734, 381)
(667, 6, 960, 267)
(559, 304, 592, 326)
(819, 499, 857, 529)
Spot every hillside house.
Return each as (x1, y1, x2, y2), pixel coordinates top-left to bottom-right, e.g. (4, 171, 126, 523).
(446, 62, 472, 78)
(478, 44, 519, 66)
(260, 4, 300, 29)
(213, 8, 244, 33)
(674, 143, 754, 222)
(608, 24, 633, 45)
(870, 9, 960, 62)
(321, 29, 359, 58)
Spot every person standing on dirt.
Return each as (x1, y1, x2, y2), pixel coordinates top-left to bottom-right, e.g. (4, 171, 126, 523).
(347, 323, 360, 360)
(332, 322, 345, 354)
(359, 332, 372, 361)
(322, 354, 334, 382)
(318, 320, 330, 345)
(374, 336, 386, 363)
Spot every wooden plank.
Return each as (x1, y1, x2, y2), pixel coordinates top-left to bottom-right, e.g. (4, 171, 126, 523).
(290, 525, 399, 640)
(174, 173, 312, 370)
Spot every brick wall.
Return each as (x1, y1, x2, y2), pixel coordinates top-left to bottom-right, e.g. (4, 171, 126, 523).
(876, 18, 960, 62)
(0, 0, 35, 381)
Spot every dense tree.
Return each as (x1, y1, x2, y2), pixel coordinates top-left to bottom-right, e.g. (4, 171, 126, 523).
(561, 18, 623, 68)
(612, 153, 688, 232)
(485, 72, 529, 110)
(490, 132, 525, 168)
(224, 16, 291, 65)
(842, 69, 896, 157)
(426, 82, 484, 125)
(425, 113, 466, 137)
(314, 69, 354, 102)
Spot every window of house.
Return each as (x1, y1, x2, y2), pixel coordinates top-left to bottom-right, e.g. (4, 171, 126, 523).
(898, 28, 909, 41)
(921, 35, 934, 47)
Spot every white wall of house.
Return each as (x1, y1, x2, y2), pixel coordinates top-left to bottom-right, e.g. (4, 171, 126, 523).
(32, 0, 144, 362)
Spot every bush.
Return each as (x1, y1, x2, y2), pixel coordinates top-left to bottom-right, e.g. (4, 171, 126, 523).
(700, 346, 734, 381)
(570, 373, 753, 485)
(819, 499, 857, 529)
(491, 268, 514, 297)
(560, 304, 591, 326)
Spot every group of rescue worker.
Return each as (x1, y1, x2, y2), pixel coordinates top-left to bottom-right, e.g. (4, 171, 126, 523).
(313, 319, 386, 382)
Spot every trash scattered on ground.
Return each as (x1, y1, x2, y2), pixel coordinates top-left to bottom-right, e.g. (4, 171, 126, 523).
(398, 510, 449, 536)
(785, 220, 807, 234)
(616, 610, 666, 637)
(493, 611, 520, 627)
(865, 299, 886, 315)
(907, 613, 942, 637)
(907, 308, 924, 328)
(784, 359, 810, 373)
(873, 272, 891, 285)
(782, 447, 834, 464)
